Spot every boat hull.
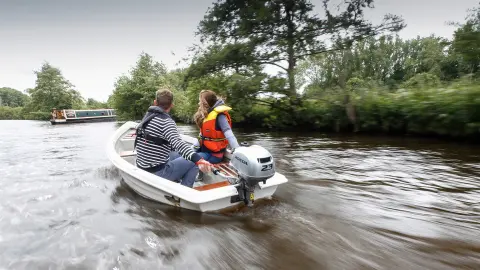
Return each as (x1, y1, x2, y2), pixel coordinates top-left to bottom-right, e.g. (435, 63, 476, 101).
(106, 121, 288, 212)
(50, 108, 117, 125)
(50, 116, 116, 125)
(119, 168, 281, 212)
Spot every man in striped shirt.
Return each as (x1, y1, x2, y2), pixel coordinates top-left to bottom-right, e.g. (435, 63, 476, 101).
(135, 89, 213, 187)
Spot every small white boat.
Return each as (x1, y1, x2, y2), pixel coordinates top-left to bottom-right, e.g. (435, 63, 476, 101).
(106, 121, 288, 212)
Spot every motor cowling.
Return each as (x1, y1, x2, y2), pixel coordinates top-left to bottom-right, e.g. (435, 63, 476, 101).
(230, 145, 276, 187)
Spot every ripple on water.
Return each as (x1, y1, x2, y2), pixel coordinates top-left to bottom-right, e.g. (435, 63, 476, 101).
(1, 121, 480, 269)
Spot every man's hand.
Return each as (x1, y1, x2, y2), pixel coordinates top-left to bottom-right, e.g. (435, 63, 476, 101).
(196, 159, 214, 173)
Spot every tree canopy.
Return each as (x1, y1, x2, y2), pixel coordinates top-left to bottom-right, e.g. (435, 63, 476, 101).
(451, 5, 480, 74)
(187, 0, 405, 99)
(85, 98, 108, 109)
(110, 52, 191, 120)
(3, 0, 480, 141)
(0, 87, 30, 107)
(26, 62, 85, 112)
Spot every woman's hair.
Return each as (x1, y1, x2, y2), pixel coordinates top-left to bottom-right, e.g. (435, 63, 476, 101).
(193, 90, 223, 128)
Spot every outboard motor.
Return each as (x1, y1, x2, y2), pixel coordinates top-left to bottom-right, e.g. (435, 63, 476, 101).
(230, 145, 276, 206)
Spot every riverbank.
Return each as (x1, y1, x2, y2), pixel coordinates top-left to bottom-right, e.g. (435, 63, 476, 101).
(3, 80, 479, 143)
(231, 82, 480, 143)
(0, 106, 50, 120)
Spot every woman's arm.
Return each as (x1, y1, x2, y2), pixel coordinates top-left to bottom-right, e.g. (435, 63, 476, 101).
(217, 114, 240, 149)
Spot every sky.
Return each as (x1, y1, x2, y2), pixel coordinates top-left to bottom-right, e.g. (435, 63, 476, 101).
(0, 0, 478, 102)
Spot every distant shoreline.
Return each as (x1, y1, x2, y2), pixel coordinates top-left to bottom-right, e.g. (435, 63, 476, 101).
(3, 116, 477, 144)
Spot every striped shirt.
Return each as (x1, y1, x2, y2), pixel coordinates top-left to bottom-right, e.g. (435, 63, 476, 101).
(135, 112, 201, 169)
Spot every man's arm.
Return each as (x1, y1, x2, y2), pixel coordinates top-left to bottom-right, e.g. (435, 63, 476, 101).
(217, 114, 240, 149)
(162, 118, 202, 163)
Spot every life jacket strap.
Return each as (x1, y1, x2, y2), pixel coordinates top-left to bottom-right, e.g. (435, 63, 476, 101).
(138, 131, 170, 145)
(198, 134, 227, 142)
(134, 111, 170, 149)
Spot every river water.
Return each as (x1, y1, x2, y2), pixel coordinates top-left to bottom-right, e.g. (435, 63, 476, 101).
(1, 120, 480, 269)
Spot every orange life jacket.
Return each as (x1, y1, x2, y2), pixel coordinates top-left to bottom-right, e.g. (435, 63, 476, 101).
(199, 105, 232, 153)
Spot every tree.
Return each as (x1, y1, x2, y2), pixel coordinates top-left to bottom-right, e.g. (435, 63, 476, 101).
(185, 69, 270, 123)
(110, 52, 189, 120)
(297, 35, 451, 92)
(450, 2, 480, 75)
(193, 0, 405, 99)
(85, 98, 108, 109)
(0, 87, 30, 107)
(452, 23, 480, 74)
(26, 62, 84, 112)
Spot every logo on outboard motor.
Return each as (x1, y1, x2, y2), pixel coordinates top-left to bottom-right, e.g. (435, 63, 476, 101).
(235, 155, 248, 165)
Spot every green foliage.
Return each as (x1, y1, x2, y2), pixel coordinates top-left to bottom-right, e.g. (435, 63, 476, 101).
(0, 87, 30, 107)
(401, 73, 442, 89)
(110, 53, 191, 121)
(164, 69, 194, 123)
(25, 111, 51, 121)
(0, 106, 50, 120)
(85, 98, 108, 109)
(3, 0, 480, 143)
(1, 62, 90, 121)
(452, 22, 480, 74)
(446, 3, 480, 76)
(234, 80, 480, 140)
(297, 35, 453, 92)
(110, 52, 169, 120)
(1, 63, 114, 121)
(184, 70, 270, 124)
(193, 0, 405, 98)
(26, 62, 85, 112)
(0, 106, 24, 120)
(185, 44, 261, 80)
(292, 4, 480, 140)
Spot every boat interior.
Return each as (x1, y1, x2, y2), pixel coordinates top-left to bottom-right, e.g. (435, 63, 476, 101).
(118, 129, 239, 191)
(52, 109, 65, 120)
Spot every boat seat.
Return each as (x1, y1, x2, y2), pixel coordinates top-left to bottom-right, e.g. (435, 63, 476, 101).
(120, 150, 136, 157)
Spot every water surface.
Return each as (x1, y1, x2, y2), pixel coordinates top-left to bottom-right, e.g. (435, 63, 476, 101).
(0, 120, 479, 269)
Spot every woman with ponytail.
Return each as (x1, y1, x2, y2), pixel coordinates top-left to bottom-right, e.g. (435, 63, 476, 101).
(193, 90, 240, 164)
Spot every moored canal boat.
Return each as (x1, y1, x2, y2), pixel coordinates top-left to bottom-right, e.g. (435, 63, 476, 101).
(50, 108, 117, 125)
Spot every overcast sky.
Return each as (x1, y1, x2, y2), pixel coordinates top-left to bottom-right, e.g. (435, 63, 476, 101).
(0, 0, 478, 102)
